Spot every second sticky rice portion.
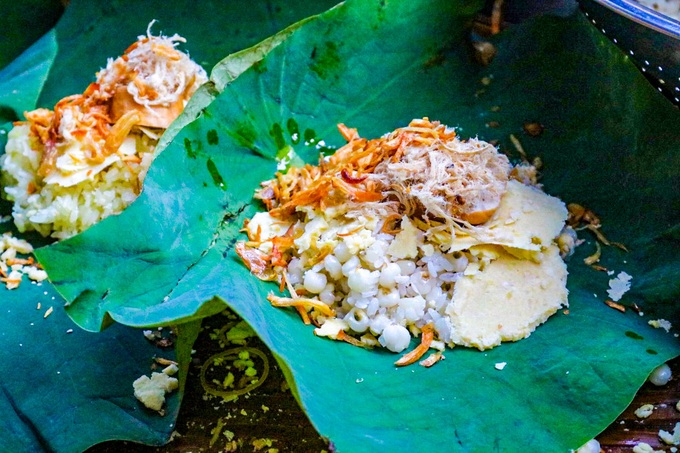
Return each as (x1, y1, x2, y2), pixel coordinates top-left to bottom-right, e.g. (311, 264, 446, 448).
(0, 25, 207, 239)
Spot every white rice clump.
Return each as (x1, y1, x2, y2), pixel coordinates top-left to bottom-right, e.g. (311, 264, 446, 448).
(249, 208, 478, 353)
(1, 124, 155, 239)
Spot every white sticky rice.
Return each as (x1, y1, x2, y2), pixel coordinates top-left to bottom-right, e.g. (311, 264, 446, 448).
(1, 125, 156, 239)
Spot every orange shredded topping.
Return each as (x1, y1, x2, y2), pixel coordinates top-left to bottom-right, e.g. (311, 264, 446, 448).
(255, 118, 454, 218)
(419, 351, 443, 368)
(336, 330, 366, 348)
(380, 213, 402, 234)
(266, 294, 335, 317)
(6, 257, 34, 266)
(295, 305, 312, 325)
(336, 225, 365, 237)
(605, 300, 626, 313)
(395, 323, 435, 367)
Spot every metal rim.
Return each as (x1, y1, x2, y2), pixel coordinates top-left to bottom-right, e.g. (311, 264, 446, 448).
(588, 0, 680, 38)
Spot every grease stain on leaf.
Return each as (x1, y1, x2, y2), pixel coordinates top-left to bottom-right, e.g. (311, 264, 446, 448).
(206, 158, 226, 190)
(207, 129, 219, 145)
(287, 118, 300, 144)
(424, 48, 446, 69)
(270, 122, 286, 150)
(184, 138, 197, 159)
(625, 331, 644, 340)
(228, 121, 258, 152)
(303, 128, 316, 144)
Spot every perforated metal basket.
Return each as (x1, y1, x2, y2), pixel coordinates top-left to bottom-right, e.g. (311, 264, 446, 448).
(578, 0, 680, 104)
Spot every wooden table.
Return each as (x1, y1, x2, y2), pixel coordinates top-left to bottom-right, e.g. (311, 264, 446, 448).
(89, 312, 679, 453)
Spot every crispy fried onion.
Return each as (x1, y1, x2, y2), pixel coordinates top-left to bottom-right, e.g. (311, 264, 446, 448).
(567, 203, 629, 263)
(267, 293, 336, 318)
(395, 323, 435, 367)
(235, 227, 294, 281)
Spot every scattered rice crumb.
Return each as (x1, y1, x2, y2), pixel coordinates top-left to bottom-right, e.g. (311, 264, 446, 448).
(607, 271, 632, 302)
(494, 362, 507, 370)
(575, 439, 600, 453)
(660, 422, 680, 446)
(633, 442, 664, 453)
(635, 404, 655, 418)
(648, 319, 673, 333)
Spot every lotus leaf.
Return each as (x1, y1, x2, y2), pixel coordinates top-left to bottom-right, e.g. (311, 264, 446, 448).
(4, 0, 680, 451)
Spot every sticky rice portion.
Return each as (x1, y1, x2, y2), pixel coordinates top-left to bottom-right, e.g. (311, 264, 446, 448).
(1, 124, 155, 239)
(0, 25, 207, 239)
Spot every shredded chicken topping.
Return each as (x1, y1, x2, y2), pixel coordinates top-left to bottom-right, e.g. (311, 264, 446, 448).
(22, 22, 207, 178)
(257, 117, 510, 227)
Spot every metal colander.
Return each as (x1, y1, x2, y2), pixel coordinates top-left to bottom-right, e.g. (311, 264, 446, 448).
(578, 0, 680, 105)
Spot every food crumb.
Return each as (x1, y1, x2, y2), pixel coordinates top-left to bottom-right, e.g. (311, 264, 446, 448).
(494, 362, 507, 371)
(43, 306, 53, 319)
(648, 319, 673, 333)
(649, 363, 672, 386)
(575, 438, 600, 453)
(607, 271, 632, 302)
(132, 364, 179, 412)
(659, 422, 680, 445)
(633, 442, 664, 453)
(634, 404, 655, 418)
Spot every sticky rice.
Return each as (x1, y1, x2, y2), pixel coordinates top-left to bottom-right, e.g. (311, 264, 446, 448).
(0, 24, 207, 239)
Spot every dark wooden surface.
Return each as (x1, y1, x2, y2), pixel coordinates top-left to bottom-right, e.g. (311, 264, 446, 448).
(598, 356, 680, 452)
(88, 312, 679, 453)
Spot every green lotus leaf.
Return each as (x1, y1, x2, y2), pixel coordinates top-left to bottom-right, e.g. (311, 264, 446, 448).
(0, 30, 57, 124)
(28, 0, 680, 451)
(0, 276, 181, 453)
(0, 0, 340, 451)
